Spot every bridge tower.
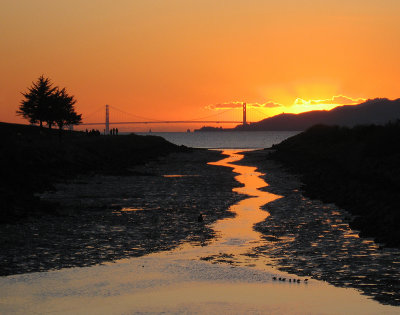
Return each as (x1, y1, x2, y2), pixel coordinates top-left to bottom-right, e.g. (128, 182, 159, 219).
(105, 104, 110, 135)
(243, 102, 247, 125)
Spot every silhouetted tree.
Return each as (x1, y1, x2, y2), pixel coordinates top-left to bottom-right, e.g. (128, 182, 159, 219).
(17, 76, 82, 130)
(52, 88, 82, 130)
(17, 76, 57, 127)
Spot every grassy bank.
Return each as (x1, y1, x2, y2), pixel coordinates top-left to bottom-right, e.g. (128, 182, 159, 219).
(270, 122, 400, 247)
(0, 122, 187, 223)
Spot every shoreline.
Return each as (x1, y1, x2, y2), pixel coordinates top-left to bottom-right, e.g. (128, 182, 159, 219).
(239, 149, 400, 306)
(1, 149, 399, 314)
(269, 123, 400, 248)
(2, 129, 400, 306)
(0, 122, 188, 224)
(0, 149, 244, 276)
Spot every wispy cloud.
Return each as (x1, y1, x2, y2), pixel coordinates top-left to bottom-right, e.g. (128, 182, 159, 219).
(206, 95, 366, 112)
(207, 101, 283, 110)
(293, 95, 366, 106)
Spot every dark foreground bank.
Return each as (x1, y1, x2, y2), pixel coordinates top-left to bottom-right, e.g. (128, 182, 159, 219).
(0, 122, 185, 223)
(0, 123, 244, 275)
(239, 150, 400, 306)
(270, 122, 400, 247)
(0, 150, 242, 276)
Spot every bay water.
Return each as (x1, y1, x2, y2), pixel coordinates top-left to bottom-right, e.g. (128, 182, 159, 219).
(136, 131, 300, 149)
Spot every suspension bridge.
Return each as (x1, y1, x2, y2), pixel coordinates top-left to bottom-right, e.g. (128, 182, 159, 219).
(80, 103, 265, 133)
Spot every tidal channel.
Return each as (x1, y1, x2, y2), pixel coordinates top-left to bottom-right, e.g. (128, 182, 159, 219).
(0, 150, 398, 314)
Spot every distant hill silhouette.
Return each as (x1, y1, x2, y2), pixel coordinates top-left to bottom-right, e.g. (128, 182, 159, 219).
(235, 98, 400, 131)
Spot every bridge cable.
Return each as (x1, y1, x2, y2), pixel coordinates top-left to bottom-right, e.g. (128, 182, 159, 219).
(108, 105, 165, 122)
(109, 105, 237, 122)
(82, 106, 105, 120)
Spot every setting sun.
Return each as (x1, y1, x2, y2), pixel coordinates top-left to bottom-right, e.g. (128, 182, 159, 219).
(1, 0, 399, 131)
(2, 1, 400, 313)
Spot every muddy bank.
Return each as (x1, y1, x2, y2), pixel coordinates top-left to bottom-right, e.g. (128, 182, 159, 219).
(0, 122, 186, 223)
(270, 123, 400, 247)
(239, 150, 400, 306)
(0, 150, 244, 276)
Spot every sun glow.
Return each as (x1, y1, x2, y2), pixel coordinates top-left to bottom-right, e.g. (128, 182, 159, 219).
(206, 94, 367, 122)
(0, 1, 399, 131)
(287, 95, 366, 114)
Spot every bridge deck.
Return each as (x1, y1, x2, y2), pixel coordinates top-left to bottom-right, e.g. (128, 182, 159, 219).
(81, 120, 245, 125)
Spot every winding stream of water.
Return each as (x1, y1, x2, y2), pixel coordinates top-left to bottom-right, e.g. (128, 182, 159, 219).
(0, 150, 398, 314)
(164, 150, 282, 265)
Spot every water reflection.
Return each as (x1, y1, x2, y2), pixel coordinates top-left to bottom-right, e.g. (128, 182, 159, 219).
(2, 149, 400, 308)
(189, 150, 400, 306)
(2, 150, 400, 313)
(247, 157, 400, 306)
(0, 149, 241, 276)
(164, 150, 286, 270)
(203, 151, 282, 260)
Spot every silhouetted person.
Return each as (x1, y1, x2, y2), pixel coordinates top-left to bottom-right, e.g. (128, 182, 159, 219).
(116, 128, 118, 135)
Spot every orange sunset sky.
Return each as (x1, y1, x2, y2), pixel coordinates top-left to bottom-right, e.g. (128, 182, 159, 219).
(1, 0, 399, 131)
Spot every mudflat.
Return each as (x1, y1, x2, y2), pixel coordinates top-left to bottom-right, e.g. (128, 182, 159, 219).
(0, 149, 243, 276)
(2, 144, 400, 307)
(239, 149, 400, 306)
(0, 124, 186, 223)
(1, 149, 399, 315)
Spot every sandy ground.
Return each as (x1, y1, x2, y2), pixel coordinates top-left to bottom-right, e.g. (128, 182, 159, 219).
(239, 149, 400, 306)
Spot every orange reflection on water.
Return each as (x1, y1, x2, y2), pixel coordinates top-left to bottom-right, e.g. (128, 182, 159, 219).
(3, 150, 399, 314)
(208, 150, 281, 253)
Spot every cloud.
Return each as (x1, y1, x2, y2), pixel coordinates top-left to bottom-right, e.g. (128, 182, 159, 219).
(294, 95, 366, 106)
(207, 101, 283, 110)
(206, 95, 365, 111)
(257, 101, 283, 108)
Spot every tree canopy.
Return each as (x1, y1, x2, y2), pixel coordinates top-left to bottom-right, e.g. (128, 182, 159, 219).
(17, 76, 82, 129)
(51, 88, 82, 130)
